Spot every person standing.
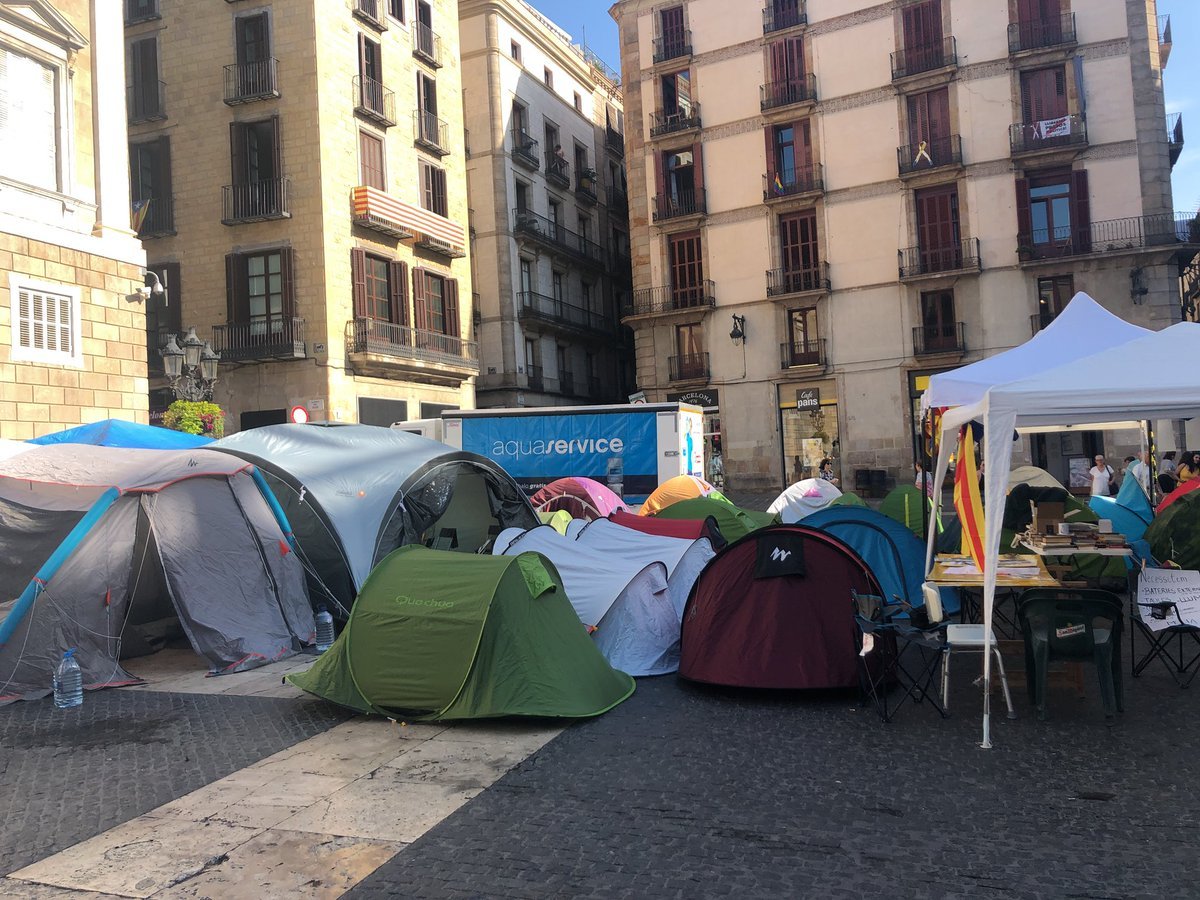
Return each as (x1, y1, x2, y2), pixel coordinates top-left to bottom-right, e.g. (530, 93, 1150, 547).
(1126, 450, 1150, 494)
(1089, 454, 1116, 497)
(819, 457, 839, 487)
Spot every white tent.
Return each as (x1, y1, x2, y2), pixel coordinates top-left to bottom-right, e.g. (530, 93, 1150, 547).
(922, 293, 1150, 413)
(767, 478, 842, 523)
(493, 525, 676, 676)
(927, 321, 1200, 746)
(0, 439, 30, 462)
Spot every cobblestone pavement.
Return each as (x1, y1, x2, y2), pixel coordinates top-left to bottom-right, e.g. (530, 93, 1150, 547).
(349, 665, 1200, 900)
(0, 690, 350, 875)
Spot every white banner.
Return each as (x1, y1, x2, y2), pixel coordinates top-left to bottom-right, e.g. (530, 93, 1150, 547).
(1137, 568, 1200, 631)
(1037, 116, 1072, 139)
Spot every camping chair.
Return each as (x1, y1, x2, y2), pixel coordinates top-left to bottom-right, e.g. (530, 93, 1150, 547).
(1131, 597, 1200, 689)
(1017, 589, 1124, 721)
(852, 590, 947, 723)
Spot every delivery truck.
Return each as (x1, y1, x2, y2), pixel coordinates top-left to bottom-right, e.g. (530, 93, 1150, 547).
(435, 403, 704, 502)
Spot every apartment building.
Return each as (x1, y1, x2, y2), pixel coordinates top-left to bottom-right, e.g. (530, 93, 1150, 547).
(611, 0, 1197, 491)
(460, 0, 634, 408)
(1, 0, 149, 439)
(125, 0, 475, 431)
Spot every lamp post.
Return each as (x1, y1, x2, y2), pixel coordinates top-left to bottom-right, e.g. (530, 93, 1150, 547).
(161, 326, 220, 401)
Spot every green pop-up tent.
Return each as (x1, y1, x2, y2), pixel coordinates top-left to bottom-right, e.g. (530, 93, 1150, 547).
(287, 546, 635, 720)
(653, 496, 777, 542)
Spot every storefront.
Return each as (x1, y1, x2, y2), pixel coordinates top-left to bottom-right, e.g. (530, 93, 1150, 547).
(777, 381, 840, 489)
(667, 388, 721, 486)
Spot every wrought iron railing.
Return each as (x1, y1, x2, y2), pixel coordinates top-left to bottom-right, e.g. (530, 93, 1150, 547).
(511, 129, 539, 169)
(898, 134, 962, 175)
(348, 318, 479, 368)
(575, 169, 598, 204)
(212, 316, 306, 362)
(527, 364, 544, 392)
(669, 352, 709, 382)
(511, 208, 606, 266)
(414, 109, 449, 155)
(767, 263, 830, 296)
(650, 103, 702, 137)
(1168, 113, 1185, 165)
(653, 29, 692, 64)
(625, 281, 716, 316)
(1019, 213, 1200, 261)
(518, 291, 613, 334)
(653, 188, 706, 221)
(763, 163, 823, 201)
(559, 370, 575, 396)
(779, 338, 825, 369)
(1030, 311, 1056, 334)
(223, 58, 279, 104)
(124, 0, 159, 23)
(545, 152, 571, 187)
(607, 184, 628, 210)
(413, 22, 443, 66)
(221, 177, 291, 224)
(1008, 12, 1076, 52)
(898, 237, 981, 278)
(354, 76, 396, 126)
(606, 126, 625, 157)
(913, 322, 965, 356)
(760, 74, 816, 111)
(763, 1, 806, 34)
(127, 80, 166, 124)
(891, 36, 957, 80)
(1010, 115, 1087, 154)
(135, 195, 174, 237)
(353, 0, 386, 29)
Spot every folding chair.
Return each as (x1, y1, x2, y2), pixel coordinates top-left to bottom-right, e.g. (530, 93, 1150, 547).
(852, 590, 948, 724)
(941, 624, 1016, 720)
(1131, 599, 1200, 688)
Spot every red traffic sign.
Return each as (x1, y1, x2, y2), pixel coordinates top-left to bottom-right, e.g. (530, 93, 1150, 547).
(290, 406, 309, 424)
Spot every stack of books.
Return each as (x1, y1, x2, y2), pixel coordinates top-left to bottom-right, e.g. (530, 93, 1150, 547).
(1027, 532, 1074, 551)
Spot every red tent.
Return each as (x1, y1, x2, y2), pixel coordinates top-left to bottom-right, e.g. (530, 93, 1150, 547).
(679, 525, 880, 690)
(530, 477, 628, 521)
(609, 509, 724, 546)
(1158, 477, 1200, 514)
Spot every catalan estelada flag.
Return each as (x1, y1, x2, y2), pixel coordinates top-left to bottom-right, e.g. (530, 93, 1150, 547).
(954, 424, 986, 570)
(131, 198, 151, 232)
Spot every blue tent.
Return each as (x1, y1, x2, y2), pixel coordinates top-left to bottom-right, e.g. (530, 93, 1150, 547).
(29, 419, 212, 450)
(801, 506, 959, 615)
(1089, 475, 1153, 543)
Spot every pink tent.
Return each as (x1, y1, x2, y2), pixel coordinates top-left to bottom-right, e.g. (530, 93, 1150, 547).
(529, 477, 628, 521)
(1158, 477, 1200, 514)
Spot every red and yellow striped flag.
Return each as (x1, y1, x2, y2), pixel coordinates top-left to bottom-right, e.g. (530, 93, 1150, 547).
(954, 424, 986, 570)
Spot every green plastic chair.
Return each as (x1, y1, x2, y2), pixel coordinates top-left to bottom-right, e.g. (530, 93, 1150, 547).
(1017, 589, 1124, 721)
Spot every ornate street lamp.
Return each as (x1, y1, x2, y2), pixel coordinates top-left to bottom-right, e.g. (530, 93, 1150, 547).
(161, 328, 220, 401)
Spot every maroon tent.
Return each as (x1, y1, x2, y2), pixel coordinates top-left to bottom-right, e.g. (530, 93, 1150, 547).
(609, 509, 724, 547)
(680, 525, 880, 690)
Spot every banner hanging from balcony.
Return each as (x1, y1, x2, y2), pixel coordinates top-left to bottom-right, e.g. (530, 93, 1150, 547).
(1035, 116, 1072, 140)
(351, 186, 465, 255)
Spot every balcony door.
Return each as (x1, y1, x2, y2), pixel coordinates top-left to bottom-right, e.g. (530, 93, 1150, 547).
(417, 72, 438, 142)
(767, 36, 804, 98)
(1020, 67, 1067, 126)
(661, 68, 692, 121)
(1016, 0, 1063, 47)
(659, 6, 685, 53)
(788, 307, 818, 364)
(919, 289, 956, 351)
(779, 210, 819, 291)
(669, 231, 704, 307)
(771, 0, 804, 30)
(128, 36, 161, 121)
(915, 184, 961, 272)
(769, 120, 811, 192)
(662, 148, 697, 213)
(907, 87, 949, 161)
(1018, 170, 1089, 255)
(235, 13, 269, 65)
(675, 323, 705, 378)
(902, 0, 943, 69)
(358, 35, 383, 113)
(230, 117, 281, 218)
(227, 248, 294, 345)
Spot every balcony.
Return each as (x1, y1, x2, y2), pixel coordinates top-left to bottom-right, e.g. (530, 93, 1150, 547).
(512, 208, 606, 267)
(212, 317, 307, 363)
(606, 126, 625, 158)
(1159, 15, 1172, 67)
(1018, 212, 1200, 263)
(575, 169, 599, 206)
(518, 291, 614, 338)
(760, 74, 816, 113)
(588, 376, 603, 397)
(353, 0, 386, 31)
(780, 338, 826, 369)
(559, 370, 576, 397)
(222, 177, 291, 224)
(354, 76, 396, 127)
(124, 0, 159, 23)
(346, 318, 479, 386)
(1010, 115, 1087, 156)
(766, 263, 830, 297)
(891, 37, 957, 81)
(127, 80, 166, 124)
(607, 184, 628, 212)
(414, 110, 450, 156)
(1169, 113, 1185, 167)
(913, 322, 966, 357)
(653, 188, 706, 222)
(413, 22, 443, 67)
(669, 352, 710, 383)
(650, 103, 702, 138)
(763, 1, 806, 34)
(763, 163, 824, 202)
(653, 29, 691, 64)
(511, 130, 539, 170)
(545, 152, 571, 188)
(146, 325, 172, 375)
(1030, 311, 1057, 334)
(1008, 12, 1076, 53)
(898, 134, 962, 176)
(610, 251, 632, 284)
(527, 364, 544, 392)
(135, 196, 174, 238)
(624, 280, 716, 318)
(223, 59, 279, 105)
(898, 237, 981, 279)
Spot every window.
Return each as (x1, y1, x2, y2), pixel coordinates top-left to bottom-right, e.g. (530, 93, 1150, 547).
(235, 13, 270, 66)
(661, 68, 692, 119)
(548, 198, 561, 230)
(511, 40, 522, 62)
(918, 290, 957, 351)
(661, 148, 696, 207)
(358, 35, 384, 114)
(581, 281, 592, 311)
(778, 211, 819, 290)
(766, 120, 811, 192)
(229, 118, 282, 218)
(519, 258, 533, 294)
(388, 0, 405, 22)
(573, 91, 582, 112)
(525, 337, 539, 373)
(514, 180, 529, 212)
(126, 0, 160, 22)
(543, 66, 553, 88)
(413, 268, 460, 337)
(669, 231, 704, 306)
(9, 275, 81, 367)
(1015, 0, 1065, 48)
(225, 248, 295, 337)
(360, 397, 408, 426)
(417, 71, 438, 141)
(577, 215, 591, 245)
(788, 307, 817, 350)
(914, 184, 961, 270)
(1017, 170, 1089, 254)
(552, 271, 564, 302)
(0, 47, 59, 191)
(129, 136, 173, 234)
(365, 255, 392, 320)
(351, 248, 407, 325)
(1037, 274, 1074, 325)
(675, 323, 705, 376)
(512, 101, 529, 136)
(765, 38, 804, 102)
(1020, 66, 1067, 125)
(901, 0, 943, 57)
(659, 5, 686, 55)
(907, 87, 949, 152)
(359, 131, 385, 189)
(127, 36, 163, 123)
(420, 161, 447, 216)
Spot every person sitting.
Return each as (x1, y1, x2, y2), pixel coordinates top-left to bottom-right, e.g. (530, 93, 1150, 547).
(1178, 451, 1200, 484)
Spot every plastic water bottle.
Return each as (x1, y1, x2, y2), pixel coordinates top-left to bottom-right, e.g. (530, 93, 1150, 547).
(53, 648, 83, 709)
(315, 605, 335, 653)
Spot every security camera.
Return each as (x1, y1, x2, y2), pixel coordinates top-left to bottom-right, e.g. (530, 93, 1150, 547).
(124, 285, 152, 304)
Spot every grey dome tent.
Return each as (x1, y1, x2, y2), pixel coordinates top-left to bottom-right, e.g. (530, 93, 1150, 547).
(0, 444, 313, 702)
(213, 424, 537, 615)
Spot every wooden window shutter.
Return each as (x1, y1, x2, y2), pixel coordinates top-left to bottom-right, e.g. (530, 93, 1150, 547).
(229, 123, 248, 185)
(225, 253, 250, 324)
(434, 167, 447, 216)
(279, 247, 295, 318)
(768, 40, 786, 85)
(160, 262, 182, 333)
(128, 38, 142, 91)
(270, 115, 282, 176)
(764, 126, 776, 183)
(351, 247, 368, 318)
(358, 32, 367, 79)
(388, 260, 408, 325)
(419, 161, 429, 209)
(692, 141, 704, 193)
(412, 267, 429, 331)
(1015, 178, 1032, 242)
(1070, 169, 1091, 252)
(796, 120, 811, 169)
(653, 150, 665, 199)
(445, 279, 460, 337)
(157, 136, 172, 201)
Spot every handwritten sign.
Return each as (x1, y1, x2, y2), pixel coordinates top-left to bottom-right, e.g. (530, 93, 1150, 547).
(1137, 568, 1200, 631)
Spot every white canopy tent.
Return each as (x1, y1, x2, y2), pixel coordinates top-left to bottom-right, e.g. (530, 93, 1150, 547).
(925, 321, 1200, 747)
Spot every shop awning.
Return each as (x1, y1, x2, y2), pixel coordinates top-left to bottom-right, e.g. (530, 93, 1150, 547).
(351, 186, 466, 256)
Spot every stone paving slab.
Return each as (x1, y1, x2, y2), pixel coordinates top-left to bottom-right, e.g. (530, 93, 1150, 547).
(0, 690, 351, 876)
(122, 649, 315, 699)
(348, 668, 1200, 900)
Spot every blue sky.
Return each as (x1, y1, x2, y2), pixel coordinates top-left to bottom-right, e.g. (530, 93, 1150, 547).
(527, 0, 1199, 212)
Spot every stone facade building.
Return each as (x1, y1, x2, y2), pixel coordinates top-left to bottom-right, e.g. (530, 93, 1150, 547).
(460, 0, 634, 409)
(127, 0, 475, 431)
(0, 0, 149, 439)
(610, 0, 1196, 492)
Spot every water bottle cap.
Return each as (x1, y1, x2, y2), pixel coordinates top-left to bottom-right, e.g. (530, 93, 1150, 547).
(317, 603, 327, 613)
(64, 648, 76, 658)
